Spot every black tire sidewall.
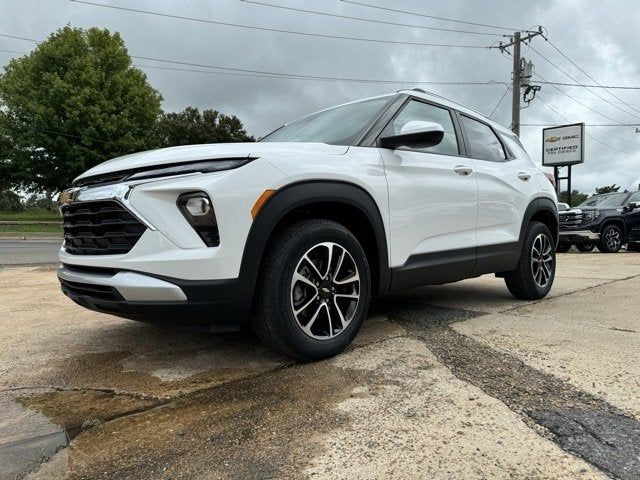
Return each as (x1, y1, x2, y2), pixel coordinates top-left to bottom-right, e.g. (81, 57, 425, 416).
(526, 223, 555, 297)
(599, 225, 623, 253)
(266, 221, 371, 360)
(577, 242, 595, 252)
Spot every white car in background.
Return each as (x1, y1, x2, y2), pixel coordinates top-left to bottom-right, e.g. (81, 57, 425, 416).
(58, 89, 558, 360)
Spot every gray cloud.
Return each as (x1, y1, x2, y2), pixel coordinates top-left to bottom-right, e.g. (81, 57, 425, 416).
(1, 0, 639, 194)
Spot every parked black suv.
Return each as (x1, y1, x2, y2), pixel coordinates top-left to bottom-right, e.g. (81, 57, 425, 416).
(558, 191, 640, 253)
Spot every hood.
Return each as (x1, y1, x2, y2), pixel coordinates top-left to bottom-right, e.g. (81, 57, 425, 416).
(75, 142, 349, 182)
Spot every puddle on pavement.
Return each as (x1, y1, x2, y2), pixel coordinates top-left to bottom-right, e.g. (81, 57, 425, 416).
(53, 362, 385, 479)
(0, 395, 69, 480)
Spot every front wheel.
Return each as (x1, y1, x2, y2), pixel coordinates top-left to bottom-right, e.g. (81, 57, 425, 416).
(253, 219, 371, 361)
(598, 224, 623, 253)
(504, 222, 556, 300)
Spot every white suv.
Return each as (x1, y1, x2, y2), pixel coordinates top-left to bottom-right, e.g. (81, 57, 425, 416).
(58, 89, 558, 360)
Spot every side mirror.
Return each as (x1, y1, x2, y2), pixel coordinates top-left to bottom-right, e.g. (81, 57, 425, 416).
(378, 121, 445, 150)
(628, 201, 640, 212)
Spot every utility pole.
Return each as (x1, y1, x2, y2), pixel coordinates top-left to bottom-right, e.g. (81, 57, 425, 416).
(511, 31, 522, 136)
(492, 27, 544, 136)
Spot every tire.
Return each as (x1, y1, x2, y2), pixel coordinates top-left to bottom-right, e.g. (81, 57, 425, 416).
(504, 221, 556, 300)
(627, 242, 640, 252)
(597, 224, 624, 253)
(576, 242, 595, 252)
(252, 219, 371, 361)
(556, 242, 572, 253)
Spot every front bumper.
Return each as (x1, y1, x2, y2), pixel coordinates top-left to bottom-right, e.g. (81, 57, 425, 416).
(58, 264, 255, 331)
(558, 230, 600, 242)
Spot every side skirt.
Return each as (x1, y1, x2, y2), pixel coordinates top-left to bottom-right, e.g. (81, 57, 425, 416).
(389, 242, 521, 292)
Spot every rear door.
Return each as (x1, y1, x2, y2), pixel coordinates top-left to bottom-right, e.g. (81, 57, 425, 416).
(379, 98, 478, 283)
(457, 115, 540, 272)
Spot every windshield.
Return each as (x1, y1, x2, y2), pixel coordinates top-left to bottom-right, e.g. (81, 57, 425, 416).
(261, 95, 392, 145)
(578, 193, 628, 207)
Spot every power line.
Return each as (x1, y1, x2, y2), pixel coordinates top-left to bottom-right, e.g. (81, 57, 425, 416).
(536, 93, 640, 157)
(529, 44, 640, 122)
(536, 80, 640, 90)
(135, 63, 507, 87)
(546, 39, 640, 116)
(69, 0, 488, 49)
(542, 90, 640, 108)
(341, 0, 528, 32)
(239, 0, 503, 37)
(489, 85, 510, 118)
(535, 71, 637, 128)
(1, 32, 508, 86)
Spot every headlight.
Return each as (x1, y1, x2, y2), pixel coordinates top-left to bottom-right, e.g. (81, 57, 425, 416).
(127, 158, 252, 182)
(177, 192, 219, 247)
(583, 210, 600, 223)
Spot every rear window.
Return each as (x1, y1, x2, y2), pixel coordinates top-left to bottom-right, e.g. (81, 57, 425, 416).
(461, 115, 506, 162)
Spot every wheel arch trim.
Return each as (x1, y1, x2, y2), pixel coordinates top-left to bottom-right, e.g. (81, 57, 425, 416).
(520, 197, 559, 246)
(240, 180, 391, 298)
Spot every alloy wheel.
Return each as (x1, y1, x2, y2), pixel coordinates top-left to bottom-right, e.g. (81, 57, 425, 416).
(531, 233, 553, 288)
(605, 228, 622, 251)
(290, 242, 360, 340)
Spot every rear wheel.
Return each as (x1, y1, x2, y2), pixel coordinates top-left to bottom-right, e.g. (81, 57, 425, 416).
(253, 219, 371, 361)
(627, 242, 640, 252)
(556, 242, 572, 253)
(576, 242, 595, 252)
(598, 224, 623, 253)
(505, 221, 555, 300)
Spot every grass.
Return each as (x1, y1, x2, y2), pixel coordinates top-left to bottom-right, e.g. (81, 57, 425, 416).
(0, 209, 60, 222)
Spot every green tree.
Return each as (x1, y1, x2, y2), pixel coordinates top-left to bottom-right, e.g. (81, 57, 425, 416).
(594, 184, 621, 195)
(0, 188, 23, 212)
(0, 26, 163, 193)
(157, 107, 254, 147)
(559, 190, 588, 207)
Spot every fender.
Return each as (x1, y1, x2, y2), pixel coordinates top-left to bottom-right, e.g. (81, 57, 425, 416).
(238, 180, 391, 302)
(519, 197, 559, 245)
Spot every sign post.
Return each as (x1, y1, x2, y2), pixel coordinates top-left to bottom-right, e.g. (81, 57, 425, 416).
(542, 123, 585, 205)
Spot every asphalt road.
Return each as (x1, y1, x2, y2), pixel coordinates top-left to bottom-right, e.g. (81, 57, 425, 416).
(0, 240, 60, 266)
(1, 253, 639, 479)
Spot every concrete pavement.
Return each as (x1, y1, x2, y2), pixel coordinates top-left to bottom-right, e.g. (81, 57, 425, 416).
(0, 240, 60, 266)
(1, 252, 639, 479)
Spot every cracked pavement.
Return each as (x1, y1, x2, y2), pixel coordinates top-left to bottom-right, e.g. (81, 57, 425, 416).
(1, 251, 639, 479)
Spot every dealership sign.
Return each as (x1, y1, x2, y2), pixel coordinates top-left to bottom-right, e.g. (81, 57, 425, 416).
(542, 123, 584, 166)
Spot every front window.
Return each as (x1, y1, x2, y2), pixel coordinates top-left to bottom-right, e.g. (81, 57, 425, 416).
(261, 96, 392, 145)
(578, 193, 628, 207)
(384, 99, 459, 156)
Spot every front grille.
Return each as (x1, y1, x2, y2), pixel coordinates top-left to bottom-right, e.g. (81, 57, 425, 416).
(61, 200, 146, 255)
(559, 210, 583, 228)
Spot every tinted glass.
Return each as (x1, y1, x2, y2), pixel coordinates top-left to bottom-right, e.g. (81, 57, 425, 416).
(388, 100, 459, 156)
(261, 96, 392, 145)
(627, 192, 640, 204)
(578, 193, 628, 207)
(461, 115, 506, 161)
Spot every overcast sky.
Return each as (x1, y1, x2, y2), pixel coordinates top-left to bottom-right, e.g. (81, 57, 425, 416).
(1, 0, 640, 193)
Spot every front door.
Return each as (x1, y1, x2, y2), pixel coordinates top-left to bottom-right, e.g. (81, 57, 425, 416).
(380, 98, 479, 288)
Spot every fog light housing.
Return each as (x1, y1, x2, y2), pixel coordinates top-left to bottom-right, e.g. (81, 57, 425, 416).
(177, 192, 220, 247)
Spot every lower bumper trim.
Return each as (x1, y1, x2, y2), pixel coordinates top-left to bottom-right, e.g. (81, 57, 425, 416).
(559, 230, 600, 241)
(58, 265, 187, 302)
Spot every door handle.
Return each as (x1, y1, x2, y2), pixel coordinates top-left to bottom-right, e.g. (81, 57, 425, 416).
(518, 172, 531, 181)
(454, 165, 473, 176)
